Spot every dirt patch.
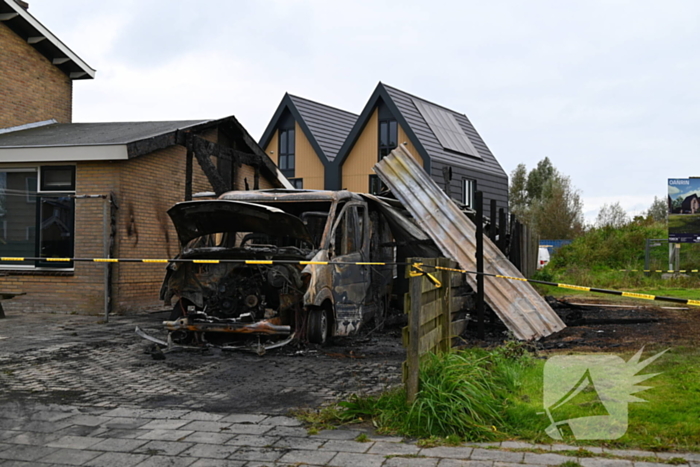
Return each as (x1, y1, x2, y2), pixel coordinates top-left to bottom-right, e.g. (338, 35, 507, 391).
(462, 296, 700, 351)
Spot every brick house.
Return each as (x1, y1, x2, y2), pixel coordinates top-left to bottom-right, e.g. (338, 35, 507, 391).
(260, 83, 509, 214)
(0, 0, 286, 314)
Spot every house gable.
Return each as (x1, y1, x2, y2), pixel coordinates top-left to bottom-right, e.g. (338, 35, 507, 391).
(259, 93, 357, 189)
(0, 0, 95, 128)
(333, 84, 429, 191)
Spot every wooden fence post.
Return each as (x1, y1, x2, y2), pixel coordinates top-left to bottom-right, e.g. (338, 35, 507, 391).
(440, 257, 452, 353)
(405, 259, 421, 404)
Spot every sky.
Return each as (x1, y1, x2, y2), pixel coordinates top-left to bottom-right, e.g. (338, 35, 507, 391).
(25, 0, 700, 224)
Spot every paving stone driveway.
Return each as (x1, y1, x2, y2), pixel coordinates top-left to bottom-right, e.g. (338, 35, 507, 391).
(0, 312, 403, 413)
(2, 312, 699, 466)
(1, 402, 699, 467)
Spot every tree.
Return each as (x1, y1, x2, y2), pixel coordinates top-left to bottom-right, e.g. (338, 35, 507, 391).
(672, 196, 683, 212)
(509, 158, 584, 239)
(646, 196, 668, 222)
(596, 202, 629, 228)
(526, 157, 556, 200)
(509, 164, 528, 219)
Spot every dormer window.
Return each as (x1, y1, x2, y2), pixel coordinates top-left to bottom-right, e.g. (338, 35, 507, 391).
(279, 128, 295, 178)
(378, 119, 397, 160)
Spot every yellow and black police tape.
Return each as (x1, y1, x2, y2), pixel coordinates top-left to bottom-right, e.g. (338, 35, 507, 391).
(2, 256, 698, 307)
(617, 269, 700, 273)
(421, 264, 700, 307)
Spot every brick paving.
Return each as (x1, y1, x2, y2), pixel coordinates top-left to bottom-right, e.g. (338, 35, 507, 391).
(2, 313, 699, 466)
(0, 402, 698, 466)
(0, 313, 403, 413)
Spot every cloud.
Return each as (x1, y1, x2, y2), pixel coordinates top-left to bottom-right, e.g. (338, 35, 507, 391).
(25, 0, 700, 214)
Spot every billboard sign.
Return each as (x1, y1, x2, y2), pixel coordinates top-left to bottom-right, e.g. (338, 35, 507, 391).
(668, 178, 700, 243)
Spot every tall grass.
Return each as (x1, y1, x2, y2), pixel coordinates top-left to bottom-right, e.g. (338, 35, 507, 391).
(336, 344, 538, 441)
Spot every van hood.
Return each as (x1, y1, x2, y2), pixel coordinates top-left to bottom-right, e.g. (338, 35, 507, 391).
(168, 200, 313, 247)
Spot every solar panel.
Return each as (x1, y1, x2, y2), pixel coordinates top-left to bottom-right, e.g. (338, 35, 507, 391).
(413, 99, 480, 157)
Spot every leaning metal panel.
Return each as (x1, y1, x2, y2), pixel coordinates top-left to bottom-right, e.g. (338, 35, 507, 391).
(374, 145, 565, 340)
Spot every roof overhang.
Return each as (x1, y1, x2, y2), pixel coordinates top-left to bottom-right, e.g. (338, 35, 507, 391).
(334, 83, 432, 173)
(0, 144, 127, 162)
(259, 94, 331, 167)
(0, 0, 95, 79)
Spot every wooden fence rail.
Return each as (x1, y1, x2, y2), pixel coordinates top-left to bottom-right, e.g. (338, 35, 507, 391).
(402, 257, 465, 403)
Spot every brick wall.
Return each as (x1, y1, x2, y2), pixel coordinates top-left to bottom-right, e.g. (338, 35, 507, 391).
(0, 22, 72, 128)
(1, 139, 276, 315)
(0, 162, 119, 315)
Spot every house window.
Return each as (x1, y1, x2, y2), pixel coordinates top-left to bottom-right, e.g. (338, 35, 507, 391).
(0, 166, 75, 269)
(279, 128, 295, 178)
(379, 119, 398, 160)
(463, 179, 476, 209)
(289, 178, 303, 189)
(369, 175, 386, 195)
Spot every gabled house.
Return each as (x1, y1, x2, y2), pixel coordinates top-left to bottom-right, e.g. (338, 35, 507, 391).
(334, 83, 508, 213)
(681, 193, 700, 214)
(0, 0, 94, 128)
(259, 94, 358, 190)
(260, 83, 509, 214)
(0, 1, 285, 315)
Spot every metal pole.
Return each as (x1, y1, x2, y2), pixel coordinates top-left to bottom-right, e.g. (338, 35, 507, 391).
(103, 197, 109, 323)
(644, 239, 650, 277)
(674, 243, 681, 272)
(669, 243, 674, 271)
(489, 199, 497, 243)
(498, 208, 507, 254)
(475, 191, 485, 340)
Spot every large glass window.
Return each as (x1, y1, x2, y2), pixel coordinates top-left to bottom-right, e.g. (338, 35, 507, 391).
(379, 120, 398, 160)
(279, 128, 295, 178)
(0, 166, 75, 268)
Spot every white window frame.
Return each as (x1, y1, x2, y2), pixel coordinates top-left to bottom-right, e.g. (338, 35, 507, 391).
(463, 179, 476, 209)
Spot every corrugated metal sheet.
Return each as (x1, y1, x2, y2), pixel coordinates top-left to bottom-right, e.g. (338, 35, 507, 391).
(375, 146, 565, 341)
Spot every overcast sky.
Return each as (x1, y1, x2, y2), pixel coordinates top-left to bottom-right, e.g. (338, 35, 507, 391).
(27, 0, 700, 223)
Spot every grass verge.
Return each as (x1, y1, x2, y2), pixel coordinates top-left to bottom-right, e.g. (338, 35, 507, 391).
(305, 344, 700, 452)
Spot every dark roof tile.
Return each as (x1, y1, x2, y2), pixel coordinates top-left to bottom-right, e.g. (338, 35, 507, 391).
(0, 120, 210, 148)
(382, 84, 506, 177)
(288, 95, 357, 162)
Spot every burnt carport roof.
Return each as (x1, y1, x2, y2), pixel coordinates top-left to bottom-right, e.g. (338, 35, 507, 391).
(259, 93, 358, 164)
(0, 120, 211, 148)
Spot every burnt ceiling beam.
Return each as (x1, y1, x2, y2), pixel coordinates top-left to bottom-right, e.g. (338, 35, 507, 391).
(126, 133, 177, 158)
(190, 135, 231, 195)
(191, 135, 263, 167)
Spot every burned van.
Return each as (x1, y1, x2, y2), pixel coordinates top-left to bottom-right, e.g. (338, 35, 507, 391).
(156, 189, 437, 351)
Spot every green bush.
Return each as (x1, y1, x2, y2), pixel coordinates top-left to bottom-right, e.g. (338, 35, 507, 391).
(549, 222, 667, 271)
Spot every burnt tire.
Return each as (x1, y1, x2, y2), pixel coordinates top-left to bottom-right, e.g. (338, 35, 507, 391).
(307, 308, 329, 345)
(169, 300, 185, 321)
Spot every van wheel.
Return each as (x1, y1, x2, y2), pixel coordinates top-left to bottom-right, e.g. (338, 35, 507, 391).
(308, 308, 329, 345)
